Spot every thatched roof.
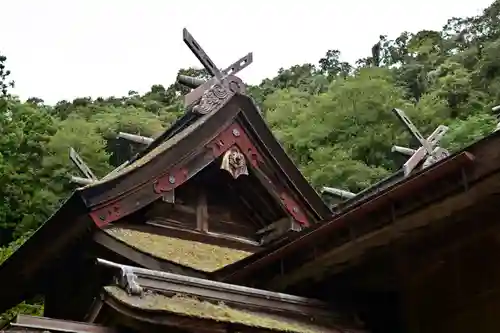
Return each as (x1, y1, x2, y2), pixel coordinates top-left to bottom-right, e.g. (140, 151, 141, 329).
(105, 227, 251, 272)
(105, 286, 334, 333)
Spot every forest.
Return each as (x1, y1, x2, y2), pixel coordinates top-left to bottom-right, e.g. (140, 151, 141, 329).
(1, 0, 500, 319)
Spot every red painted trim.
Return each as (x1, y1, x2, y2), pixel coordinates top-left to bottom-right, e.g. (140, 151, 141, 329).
(207, 123, 310, 226)
(90, 203, 122, 228)
(154, 168, 189, 194)
(89, 120, 310, 227)
(206, 123, 263, 167)
(280, 192, 308, 225)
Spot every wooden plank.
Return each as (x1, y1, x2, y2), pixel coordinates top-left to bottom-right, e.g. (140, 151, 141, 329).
(257, 217, 295, 244)
(208, 217, 257, 239)
(129, 222, 259, 251)
(10, 315, 116, 333)
(196, 190, 208, 232)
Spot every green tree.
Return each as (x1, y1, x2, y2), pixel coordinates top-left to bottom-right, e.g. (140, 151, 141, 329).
(0, 54, 14, 97)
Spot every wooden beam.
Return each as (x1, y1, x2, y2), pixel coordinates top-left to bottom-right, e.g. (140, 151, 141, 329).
(8, 314, 116, 333)
(196, 190, 208, 232)
(85, 296, 105, 324)
(257, 217, 295, 244)
(173, 204, 196, 215)
(123, 222, 259, 252)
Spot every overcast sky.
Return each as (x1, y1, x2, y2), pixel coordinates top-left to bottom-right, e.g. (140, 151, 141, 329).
(2, 0, 493, 105)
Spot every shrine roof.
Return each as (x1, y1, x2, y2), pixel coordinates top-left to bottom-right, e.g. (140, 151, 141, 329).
(105, 227, 251, 272)
(104, 286, 332, 333)
(96, 260, 365, 332)
(78, 93, 329, 220)
(216, 130, 500, 289)
(0, 30, 331, 318)
(0, 92, 329, 317)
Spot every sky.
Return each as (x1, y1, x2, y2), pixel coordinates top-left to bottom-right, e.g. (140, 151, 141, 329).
(2, 0, 494, 105)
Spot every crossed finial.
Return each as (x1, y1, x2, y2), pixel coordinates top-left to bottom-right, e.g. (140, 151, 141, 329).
(182, 28, 253, 82)
(178, 29, 254, 112)
(391, 108, 450, 176)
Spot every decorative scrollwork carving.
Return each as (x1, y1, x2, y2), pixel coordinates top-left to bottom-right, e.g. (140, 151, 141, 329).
(220, 147, 249, 179)
(192, 83, 233, 115)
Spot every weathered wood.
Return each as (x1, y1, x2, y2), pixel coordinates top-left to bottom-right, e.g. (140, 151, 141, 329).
(196, 190, 208, 232)
(85, 297, 104, 323)
(209, 217, 257, 239)
(221, 150, 474, 285)
(266, 155, 489, 289)
(135, 222, 259, 251)
(173, 204, 195, 215)
(97, 258, 334, 317)
(257, 217, 295, 244)
(0, 39, 330, 324)
(8, 315, 116, 333)
(101, 295, 349, 333)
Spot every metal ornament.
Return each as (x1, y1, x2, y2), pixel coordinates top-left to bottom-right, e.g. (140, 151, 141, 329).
(220, 147, 249, 179)
(97, 258, 143, 295)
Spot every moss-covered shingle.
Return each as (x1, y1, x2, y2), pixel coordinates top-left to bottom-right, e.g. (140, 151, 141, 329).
(105, 286, 331, 333)
(105, 227, 251, 272)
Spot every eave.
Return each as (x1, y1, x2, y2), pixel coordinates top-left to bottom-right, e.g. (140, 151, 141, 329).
(217, 138, 489, 287)
(0, 193, 92, 316)
(92, 259, 366, 333)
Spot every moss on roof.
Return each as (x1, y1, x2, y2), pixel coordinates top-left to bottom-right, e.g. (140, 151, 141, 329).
(105, 286, 331, 333)
(105, 227, 251, 272)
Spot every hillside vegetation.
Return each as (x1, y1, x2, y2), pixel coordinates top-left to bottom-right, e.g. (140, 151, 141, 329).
(1, 0, 500, 318)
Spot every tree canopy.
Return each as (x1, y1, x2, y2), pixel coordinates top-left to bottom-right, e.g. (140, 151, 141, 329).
(1, 0, 500, 320)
